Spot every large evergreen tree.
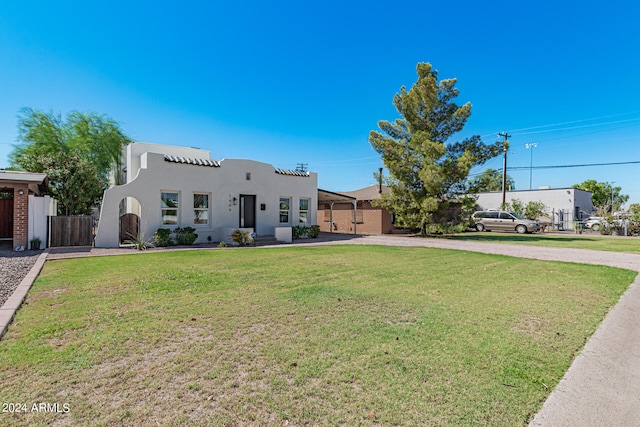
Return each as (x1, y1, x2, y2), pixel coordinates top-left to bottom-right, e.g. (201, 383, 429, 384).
(369, 63, 501, 235)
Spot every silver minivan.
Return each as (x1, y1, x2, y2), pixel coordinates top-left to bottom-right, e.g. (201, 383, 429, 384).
(472, 210, 541, 234)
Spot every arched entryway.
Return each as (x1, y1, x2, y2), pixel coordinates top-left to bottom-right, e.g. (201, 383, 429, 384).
(119, 197, 141, 244)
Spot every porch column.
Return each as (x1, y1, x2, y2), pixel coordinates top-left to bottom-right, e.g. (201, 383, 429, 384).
(353, 200, 357, 235)
(329, 202, 334, 233)
(13, 185, 29, 250)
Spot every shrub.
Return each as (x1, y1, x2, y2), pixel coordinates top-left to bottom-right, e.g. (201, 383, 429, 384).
(293, 225, 321, 239)
(154, 228, 174, 247)
(232, 229, 251, 246)
(125, 233, 155, 251)
(307, 225, 320, 238)
(174, 227, 198, 245)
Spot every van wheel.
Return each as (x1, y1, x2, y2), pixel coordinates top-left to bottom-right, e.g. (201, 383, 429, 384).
(516, 225, 527, 234)
(592, 224, 600, 231)
(476, 223, 485, 232)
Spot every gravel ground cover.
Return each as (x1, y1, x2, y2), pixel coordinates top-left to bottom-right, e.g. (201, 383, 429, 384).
(0, 250, 41, 308)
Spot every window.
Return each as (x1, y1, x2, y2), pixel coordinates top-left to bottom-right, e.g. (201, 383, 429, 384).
(299, 198, 310, 223)
(323, 204, 331, 222)
(193, 193, 209, 225)
(279, 197, 290, 223)
(161, 192, 179, 225)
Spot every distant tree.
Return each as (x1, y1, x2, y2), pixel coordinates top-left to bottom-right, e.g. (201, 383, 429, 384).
(10, 108, 131, 185)
(572, 180, 628, 213)
(468, 168, 515, 193)
(20, 152, 106, 215)
(503, 199, 546, 220)
(629, 203, 640, 222)
(369, 62, 501, 235)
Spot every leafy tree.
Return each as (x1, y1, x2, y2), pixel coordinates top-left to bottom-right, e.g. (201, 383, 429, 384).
(503, 199, 546, 220)
(572, 180, 628, 214)
(468, 168, 515, 193)
(10, 108, 131, 185)
(369, 62, 501, 235)
(20, 151, 107, 215)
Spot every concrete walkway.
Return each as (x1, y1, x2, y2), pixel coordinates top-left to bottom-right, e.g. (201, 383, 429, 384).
(4, 233, 640, 425)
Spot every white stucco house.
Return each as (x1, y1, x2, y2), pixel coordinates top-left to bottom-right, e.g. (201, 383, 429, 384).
(94, 142, 318, 247)
(471, 187, 594, 230)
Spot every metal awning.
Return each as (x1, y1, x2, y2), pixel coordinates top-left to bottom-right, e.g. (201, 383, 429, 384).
(317, 189, 358, 234)
(318, 189, 356, 204)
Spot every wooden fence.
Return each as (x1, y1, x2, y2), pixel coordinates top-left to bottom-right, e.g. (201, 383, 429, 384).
(49, 216, 93, 247)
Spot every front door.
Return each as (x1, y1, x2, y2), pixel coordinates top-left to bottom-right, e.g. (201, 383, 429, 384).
(239, 195, 256, 229)
(0, 198, 13, 239)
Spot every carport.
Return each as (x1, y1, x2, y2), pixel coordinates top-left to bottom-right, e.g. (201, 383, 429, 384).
(317, 189, 358, 234)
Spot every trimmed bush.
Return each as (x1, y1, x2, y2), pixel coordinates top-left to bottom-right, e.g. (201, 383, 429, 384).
(153, 228, 174, 247)
(174, 227, 198, 245)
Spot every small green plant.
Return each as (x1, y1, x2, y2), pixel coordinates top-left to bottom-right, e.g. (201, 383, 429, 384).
(292, 225, 304, 239)
(217, 241, 227, 248)
(307, 225, 320, 238)
(30, 237, 42, 250)
(292, 225, 321, 239)
(125, 233, 155, 251)
(174, 227, 198, 245)
(231, 229, 251, 246)
(153, 228, 174, 247)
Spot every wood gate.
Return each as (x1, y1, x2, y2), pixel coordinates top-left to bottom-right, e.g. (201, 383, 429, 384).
(119, 213, 140, 243)
(49, 216, 93, 247)
(0, 199, 13, 239)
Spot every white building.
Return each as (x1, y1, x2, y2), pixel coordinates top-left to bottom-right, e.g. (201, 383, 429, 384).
(472, 188, 594, 230)
(94, 142, 318, 247)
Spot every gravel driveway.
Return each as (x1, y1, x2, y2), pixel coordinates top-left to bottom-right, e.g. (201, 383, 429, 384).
(0, 250, 42, 308)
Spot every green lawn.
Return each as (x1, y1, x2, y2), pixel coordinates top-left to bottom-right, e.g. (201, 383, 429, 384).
(0, 245, 636, 426)
(448, 232, 640, 253)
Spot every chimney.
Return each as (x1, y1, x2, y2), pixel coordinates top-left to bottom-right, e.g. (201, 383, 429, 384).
(378, 167, 383, 194)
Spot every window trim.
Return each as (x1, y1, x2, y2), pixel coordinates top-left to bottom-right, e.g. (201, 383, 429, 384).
(299, 198, 310, 224)
(193, 192, 210, 226)
(279, 197, 291, 224)
(161, 191, 180, 225)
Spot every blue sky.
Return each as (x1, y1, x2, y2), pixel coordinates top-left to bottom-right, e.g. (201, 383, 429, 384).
(1, 1, 639, 205)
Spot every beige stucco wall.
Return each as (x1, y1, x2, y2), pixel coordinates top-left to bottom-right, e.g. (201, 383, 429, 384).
(95, 149, 317, 247)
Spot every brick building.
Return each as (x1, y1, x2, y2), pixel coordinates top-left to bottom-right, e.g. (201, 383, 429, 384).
(0, 171, 48, 250)
(317, 184, 394, 234)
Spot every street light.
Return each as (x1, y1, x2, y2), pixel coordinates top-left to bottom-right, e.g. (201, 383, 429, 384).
(525, 142, 538, 190)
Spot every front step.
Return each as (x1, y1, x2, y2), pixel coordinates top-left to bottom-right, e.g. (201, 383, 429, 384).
(252, 235, 281, 246)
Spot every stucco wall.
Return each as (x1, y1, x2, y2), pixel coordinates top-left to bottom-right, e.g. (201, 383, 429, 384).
(96, 151, 318, 247)
(473, 188, 594, 219)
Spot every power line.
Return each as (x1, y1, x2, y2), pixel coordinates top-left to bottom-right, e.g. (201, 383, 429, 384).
(505, 160, 640, 171)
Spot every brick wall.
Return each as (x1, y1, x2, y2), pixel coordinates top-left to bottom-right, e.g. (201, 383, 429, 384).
(13, 186, 29, 249)
(317, 201, 393, 234)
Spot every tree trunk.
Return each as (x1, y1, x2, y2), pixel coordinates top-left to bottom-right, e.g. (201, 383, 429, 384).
(420, 222, 427, 237)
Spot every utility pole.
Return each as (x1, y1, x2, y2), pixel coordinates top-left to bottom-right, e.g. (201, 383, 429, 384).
(295, 163, 308, 172)
(498, 132, 511, 207)
(526, 142, 538, 190)
(611, 181, 616, 215)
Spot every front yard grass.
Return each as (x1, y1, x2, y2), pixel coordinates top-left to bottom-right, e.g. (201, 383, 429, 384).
(0, 245, 636, 426)
(448, 232, 640, 253)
